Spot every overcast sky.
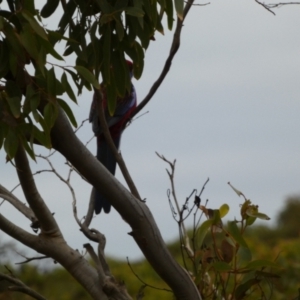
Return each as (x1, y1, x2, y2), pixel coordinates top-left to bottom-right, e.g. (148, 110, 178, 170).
(1, 0, 300, 262)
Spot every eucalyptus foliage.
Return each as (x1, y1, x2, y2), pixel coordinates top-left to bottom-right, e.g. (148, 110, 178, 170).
(0, 0, 182, 159)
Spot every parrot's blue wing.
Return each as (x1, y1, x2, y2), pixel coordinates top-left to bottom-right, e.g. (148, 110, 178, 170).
(94, 136, 121, 214)
(90, 61, 136, 214)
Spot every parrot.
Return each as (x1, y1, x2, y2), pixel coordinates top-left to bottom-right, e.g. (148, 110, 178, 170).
(89, 61, 137, 214)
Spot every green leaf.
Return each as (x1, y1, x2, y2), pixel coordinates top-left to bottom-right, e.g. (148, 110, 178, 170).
(41, 0, 60, 18)
(0, 16, 4, 30)
(235, 278, 260, 300)
(246, 210, 270, 220)
(37, 35, 64, 61)
(23, 0, 36, 15)
(4, 129, 19, 159)
(102, 24, 111, 84)
(111, 53, 128, 97)
(22, 11, 48, 40)
(244, 259, 279, 270)
(228, 182, 244, 197)
(30, 93, 40, 122)
(75, 66, 100, 89)
(133, 0, 144, 28)
(219, 203, 229, 218)
(106, 78, 117, 116)
(7, 97, 21, 118)
(165, 0, 174, 30)
(132, 42, 144, 79)
(57, 98, 77, 128)
(211, 261, 231, 272)
(43, 102, 58, 129)
(156, 17, 164, 35)
(33, 125, 51, 149)
(237, 245, 252, 264)
(55, 79, 65, 96)
(46, 67, 56, 97)
(114, 16, 125, 41)
(65, 69, 80, 90)
(0, 10, 22, 31)
(255, 270, 280, 278)
(125, 7, 145, 17)
(3, 21, 25, 60)
(61, 73, 77, 103)
(58, 0, 77, 34)
(95, 0, 112, 14)
(174, 0, 183, 20)
(18, 133, 35, 160)
(195, 219, 213, 249)
(114, 0, 128, 10)
(0, 130, 3, 150)
(227, 221, 248, 248)
(5, 81, 22, 118)
(20, 25, 39, 60)
(0, 40, 9, 78)
(245, 216, 256, 226)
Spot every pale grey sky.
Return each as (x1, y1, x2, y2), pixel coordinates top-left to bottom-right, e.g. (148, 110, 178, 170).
(1, 0, 300, 262)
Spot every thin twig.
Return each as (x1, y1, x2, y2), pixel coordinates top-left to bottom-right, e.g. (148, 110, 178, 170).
(0, 186, 37, 224)
(0, 272, 47, 300)
(83, 243, 105, 277)
(126, 258, 172, 293)
(15, 252, 49, 265)
(254, 0, 300, 14)
(255, 0, 276, 14)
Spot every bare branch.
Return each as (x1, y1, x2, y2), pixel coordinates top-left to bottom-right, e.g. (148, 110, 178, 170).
(51, 105, 202, 300)
(156, 153, 195, 272)
(0, 213, 38, 253)
(84, 244, 132, 300)
(84, 243, 106, 277)
(267, 1, 300, 8)
(126, 257, 172, 293)
(14, 146, 61, 236)
(156, 153, 189, 239)
(254, 0, 300, 15)
(255, 0, 276, 15)
(0, 272, 46, 300)
(0, 184, 37, 224)
(15, 252, 49, 265)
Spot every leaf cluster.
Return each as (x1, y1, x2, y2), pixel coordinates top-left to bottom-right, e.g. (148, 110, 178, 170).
(0, 0, 182, 160)
(174, 184, 279, 299)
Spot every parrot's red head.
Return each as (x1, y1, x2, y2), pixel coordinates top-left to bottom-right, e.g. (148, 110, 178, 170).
(126, 60, 133, 69)
(126, 60, 134, 79)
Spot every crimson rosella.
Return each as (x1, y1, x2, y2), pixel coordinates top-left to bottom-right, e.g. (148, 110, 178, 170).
(89, 61, 136, 214)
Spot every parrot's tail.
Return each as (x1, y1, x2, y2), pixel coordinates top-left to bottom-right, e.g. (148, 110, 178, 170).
(94, 188, 111, 214)
(93, 136, 121, 214)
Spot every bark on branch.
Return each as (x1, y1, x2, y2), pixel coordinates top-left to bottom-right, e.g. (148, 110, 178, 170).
(50, 107, 201, 299)
(14, 145, 60, 235)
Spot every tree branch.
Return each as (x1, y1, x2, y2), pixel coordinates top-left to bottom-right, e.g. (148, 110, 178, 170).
(0, 272, 46, 300)
(0, 213, 38, 249)
(254, 0, 300, 15)
(131, 0, 196, 119)
(0, 184, 38, 225)
(14, 145, 61, 236)
(51, 106, 201, 299)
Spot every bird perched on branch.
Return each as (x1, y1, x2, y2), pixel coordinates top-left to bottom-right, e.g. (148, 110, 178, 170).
(89, 61, 136, 214)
